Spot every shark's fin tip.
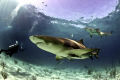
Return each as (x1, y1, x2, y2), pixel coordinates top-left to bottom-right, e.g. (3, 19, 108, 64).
(78, 38, 84, 45)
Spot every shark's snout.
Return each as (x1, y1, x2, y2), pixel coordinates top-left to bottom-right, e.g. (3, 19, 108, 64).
(29, 35, 45, 44)
(29, 36, 34, 42)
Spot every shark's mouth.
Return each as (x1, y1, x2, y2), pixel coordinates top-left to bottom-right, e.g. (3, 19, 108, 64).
(36, 42, 44, 45)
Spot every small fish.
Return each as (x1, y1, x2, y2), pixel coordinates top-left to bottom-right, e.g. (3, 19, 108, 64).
(71, 34, 73, 37)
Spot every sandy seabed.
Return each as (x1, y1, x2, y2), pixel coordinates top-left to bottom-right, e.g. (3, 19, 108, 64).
(0, 53, 120, 80)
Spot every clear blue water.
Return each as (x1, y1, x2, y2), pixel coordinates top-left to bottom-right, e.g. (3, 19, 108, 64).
(0, 0, 120, 79)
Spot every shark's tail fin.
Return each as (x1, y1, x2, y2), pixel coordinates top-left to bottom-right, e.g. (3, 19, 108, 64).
(108, 31, 113, 35)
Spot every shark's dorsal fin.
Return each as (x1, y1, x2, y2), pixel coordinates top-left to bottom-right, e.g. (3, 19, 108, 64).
(78, 38, 84, 45)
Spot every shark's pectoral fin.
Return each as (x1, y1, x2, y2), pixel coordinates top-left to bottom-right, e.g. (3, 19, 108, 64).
(55, 55, 65, 61)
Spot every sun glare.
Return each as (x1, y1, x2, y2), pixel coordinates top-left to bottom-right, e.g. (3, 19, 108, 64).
(17, 0, 34, 6)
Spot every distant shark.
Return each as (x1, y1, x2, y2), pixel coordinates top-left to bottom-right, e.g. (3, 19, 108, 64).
(84, 27, 113, 38)
(29, 35, 100, 60)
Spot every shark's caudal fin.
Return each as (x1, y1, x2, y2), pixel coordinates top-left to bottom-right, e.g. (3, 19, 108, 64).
(108, 31, 113, 35)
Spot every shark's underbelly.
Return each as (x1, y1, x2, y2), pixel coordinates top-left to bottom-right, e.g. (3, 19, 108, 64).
(36, 42, 67, 55)
(91, 32, 99, 35)
(86, 29, 100, 35)
(36, 42, 90, 60)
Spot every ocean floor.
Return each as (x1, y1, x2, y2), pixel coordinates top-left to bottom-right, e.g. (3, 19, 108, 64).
(0, 53, 120, 80)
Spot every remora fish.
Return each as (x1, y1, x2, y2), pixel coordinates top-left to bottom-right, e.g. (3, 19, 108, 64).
(29, 35, 100, 60)
(84, 27, 113, 38)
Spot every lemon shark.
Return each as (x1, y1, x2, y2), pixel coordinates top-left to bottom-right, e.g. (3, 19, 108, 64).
(29, 35, 100, 60)
(84, 27, 113, 38)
